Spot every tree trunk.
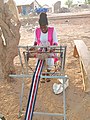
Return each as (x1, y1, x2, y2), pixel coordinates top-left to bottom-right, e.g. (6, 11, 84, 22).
(0, 0, 21, 81)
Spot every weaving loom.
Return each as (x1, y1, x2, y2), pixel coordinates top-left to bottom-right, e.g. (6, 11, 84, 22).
(9, 45, 67, 120)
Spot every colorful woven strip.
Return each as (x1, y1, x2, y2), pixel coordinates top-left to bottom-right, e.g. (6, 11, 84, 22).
(24, 59, 44, 120)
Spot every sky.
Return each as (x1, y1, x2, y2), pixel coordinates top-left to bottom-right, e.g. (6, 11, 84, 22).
(14, 0, 65, 6)
(14, 0, 85, 6)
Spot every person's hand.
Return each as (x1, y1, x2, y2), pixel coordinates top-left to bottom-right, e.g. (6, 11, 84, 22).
(50, 43, 58, 52)
(50, 46, 56, 52)
(50, 49, 55, 52)
(29, 47, 35, 51)
(29, 41, 37, 51)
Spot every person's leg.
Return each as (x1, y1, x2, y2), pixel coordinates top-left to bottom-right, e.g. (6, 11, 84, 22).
(46, 58, 54, 82)
(40, 72, 46, 83)
(46, 68, 51, 82)
(40, 60, 47, 83)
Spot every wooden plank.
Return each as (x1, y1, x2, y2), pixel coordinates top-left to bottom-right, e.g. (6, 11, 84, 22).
(73, 40, 90, 92)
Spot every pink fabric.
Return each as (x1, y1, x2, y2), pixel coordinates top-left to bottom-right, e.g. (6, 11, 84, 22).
(54, 56, 58, 63)
(48, 27, 54, 45)
(36, 27, 54, 45)
(36, 28, 41, 45)
(36, 27, 58, 63)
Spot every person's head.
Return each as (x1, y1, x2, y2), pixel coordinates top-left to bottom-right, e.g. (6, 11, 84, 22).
(39, 12, 48, 33)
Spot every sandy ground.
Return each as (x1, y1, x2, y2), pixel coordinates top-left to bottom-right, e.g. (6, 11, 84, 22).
(0, 11, 90, 120)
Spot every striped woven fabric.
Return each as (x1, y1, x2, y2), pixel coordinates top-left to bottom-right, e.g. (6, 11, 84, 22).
(24, 59, 45, 120)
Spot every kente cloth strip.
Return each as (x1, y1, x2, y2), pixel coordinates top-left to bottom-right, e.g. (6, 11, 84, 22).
(24, 59, 45, 120)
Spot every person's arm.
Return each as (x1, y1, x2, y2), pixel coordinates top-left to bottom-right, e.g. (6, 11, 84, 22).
(53, 28, 58, 45)
(50, 28, 58, 52)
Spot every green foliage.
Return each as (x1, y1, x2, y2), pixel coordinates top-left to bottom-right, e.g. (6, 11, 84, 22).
(65, 0, 73, 8)
(85, 0, 90, 4)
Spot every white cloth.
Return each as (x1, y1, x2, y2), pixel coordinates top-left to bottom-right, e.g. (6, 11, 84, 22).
(34, 27, 58, 46)
(53, 79, 69, 94)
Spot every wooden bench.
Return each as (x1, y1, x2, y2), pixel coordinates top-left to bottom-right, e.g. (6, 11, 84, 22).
(73, 40, 90, 92)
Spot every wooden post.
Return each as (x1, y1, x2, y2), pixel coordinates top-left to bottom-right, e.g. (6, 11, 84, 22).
(73, 45, 79, 58)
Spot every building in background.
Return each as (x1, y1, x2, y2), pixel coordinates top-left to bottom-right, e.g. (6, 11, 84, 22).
(17, 0, 41, 15)
(16, 0, 62, 15)
(52, 1, 61, 13)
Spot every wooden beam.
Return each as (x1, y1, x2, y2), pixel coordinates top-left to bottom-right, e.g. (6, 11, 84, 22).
(73, 40, 90, 92)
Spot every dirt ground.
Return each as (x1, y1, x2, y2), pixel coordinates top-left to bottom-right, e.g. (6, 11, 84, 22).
(0, 11, 90, 120)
